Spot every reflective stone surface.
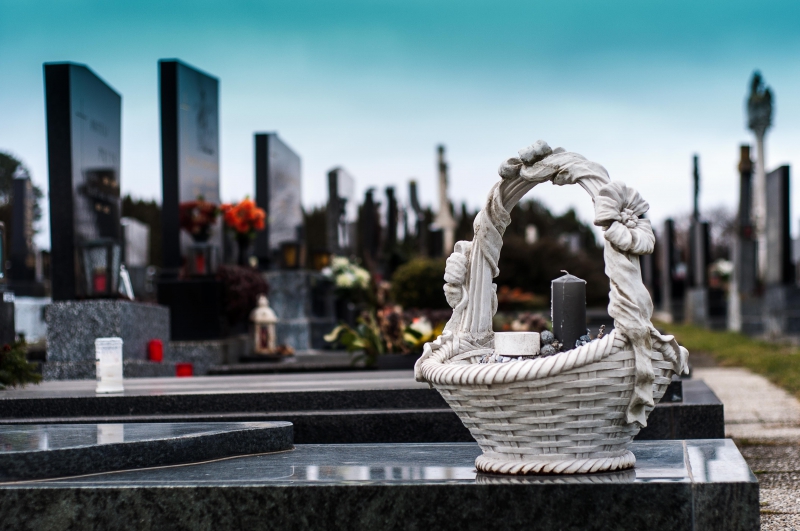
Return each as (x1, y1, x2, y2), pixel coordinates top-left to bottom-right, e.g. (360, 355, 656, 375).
(0, 422, 293, 481)
(16, 440, 749, 486)
(0, 440, 758, 531)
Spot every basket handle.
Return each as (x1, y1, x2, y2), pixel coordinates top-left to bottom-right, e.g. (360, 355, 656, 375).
(447, 141, 613, 338)
(429, 139, 688, 426)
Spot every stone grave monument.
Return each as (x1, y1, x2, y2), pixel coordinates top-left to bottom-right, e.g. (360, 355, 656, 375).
(156, 59, 225, 343)
(254, 132, 303, 268)
(684, 155, 711, 327)
(431, 144, 456, 257)
(763, 165, 800, 336)
(43, 62, 170, 379)
(8, 174, 45, 297)
(729, 145, 762, 334)
(408, 180, 428, 256)
(747, 71, 773, 282)
(257, 136, 334, 350)
(326, 167, 357, 256)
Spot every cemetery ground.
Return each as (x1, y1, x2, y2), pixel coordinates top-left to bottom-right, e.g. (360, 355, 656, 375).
(666, 323, 800, 530)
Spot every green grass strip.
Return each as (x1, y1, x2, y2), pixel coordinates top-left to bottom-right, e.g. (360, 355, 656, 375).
(658, 322, 800, 398)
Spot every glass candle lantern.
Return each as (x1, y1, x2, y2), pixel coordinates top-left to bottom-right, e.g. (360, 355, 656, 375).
(250, 294, 278, 354)
(81, 239, 121, 297)
(186, 242, 218, 276)
(280, 242, 302, 270)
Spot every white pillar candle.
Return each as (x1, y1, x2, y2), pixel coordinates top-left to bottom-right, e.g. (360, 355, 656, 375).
(494, 332, 540, 357)
(95, 338, 124, 394)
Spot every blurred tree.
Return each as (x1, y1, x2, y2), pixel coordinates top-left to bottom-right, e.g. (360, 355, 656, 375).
(303, 205, 327, 256)
(391, 258, 448, 309)
(0, 152, 44, 241)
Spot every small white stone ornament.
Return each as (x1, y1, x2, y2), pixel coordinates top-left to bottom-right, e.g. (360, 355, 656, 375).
(414, 140, 690, 475)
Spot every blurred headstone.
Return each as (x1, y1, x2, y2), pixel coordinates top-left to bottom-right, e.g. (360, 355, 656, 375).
(44, 63, 122, 300)
(327, 168, 357, 255)
(432, 145, 456, 257)
(747, 71, 773, 282)
(685, 156, 711, 327)
(408, 180, 427, 256)
(9, 176, 44, 296)
(729, 145, 761, 333)
(254, 133, 302, 268)
(360, 189, 381, 267)
(159, 59, 220, 275)
(763, 165, 800, 336)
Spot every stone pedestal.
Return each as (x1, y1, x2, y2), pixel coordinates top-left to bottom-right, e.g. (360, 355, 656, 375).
(684, 287, 708, 327)
(764, 285, 800, 337)
(156, 278, 224, 341)
(264, 270, 335, 350)
(44, 300, 170, 380)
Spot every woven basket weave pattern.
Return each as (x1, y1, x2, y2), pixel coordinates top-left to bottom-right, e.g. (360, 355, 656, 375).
(414, 141, 689, 474)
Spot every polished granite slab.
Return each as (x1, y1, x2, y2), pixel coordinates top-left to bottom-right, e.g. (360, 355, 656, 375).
(0, 422, 293, 481)
(0, 440, 758, 530)
(0, 372, 724, 443)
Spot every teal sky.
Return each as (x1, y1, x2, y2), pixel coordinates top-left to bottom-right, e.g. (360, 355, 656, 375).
(2, 0, 800, 249)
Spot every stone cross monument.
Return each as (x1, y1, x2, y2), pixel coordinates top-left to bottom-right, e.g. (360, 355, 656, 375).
(747, 71, 773, 281)
(432, 145, 457, 256)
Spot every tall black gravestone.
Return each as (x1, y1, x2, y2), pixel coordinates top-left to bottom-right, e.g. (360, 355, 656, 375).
(9, 176, 42, 296)
(159, 59, 220, 274)
(158, 60, 224, 341)
(43, 63, 171, 378)
(763, 165, 800, 336)
(254, 133, 302, 268)
(44, 63, 121, 301)
(730, 145, 762, 334)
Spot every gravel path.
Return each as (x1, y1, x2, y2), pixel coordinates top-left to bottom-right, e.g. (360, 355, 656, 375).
(694, 367, 800, 530)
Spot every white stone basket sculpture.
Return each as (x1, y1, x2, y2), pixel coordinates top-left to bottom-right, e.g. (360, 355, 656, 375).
(414, 140, 690, 475)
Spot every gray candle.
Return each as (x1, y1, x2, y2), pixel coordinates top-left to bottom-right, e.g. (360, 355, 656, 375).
(551, 271, 586, 351)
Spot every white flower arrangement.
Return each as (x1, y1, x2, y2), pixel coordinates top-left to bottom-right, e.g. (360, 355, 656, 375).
(326, 256, 371, 291)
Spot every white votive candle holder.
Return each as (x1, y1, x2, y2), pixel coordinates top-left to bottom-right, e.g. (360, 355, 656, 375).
(494, 331, 541, 357)
(95, 337, 124, 394)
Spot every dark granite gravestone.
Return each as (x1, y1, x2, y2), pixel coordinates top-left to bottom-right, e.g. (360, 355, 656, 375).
(730, 145, 762, 334)
(254, 133, 302, 268)
(360, 188, 381, 267)
(326, 167, 357, 255)
(684, 156, 712, 326)
(159, 59, 220, 274)
(0, 226, 13, 346)
(763, 165, 800, 336)
(8, 176, 42, 296)
(765, 166, 793, 286)
(44, 63, 121, 300)
(408, 180, 428, 256)
(0, 422, 293, 481)
(659, 219, 675, 315)
(736, 146, 758, 295)
(0, 440, 759, 530)
(157, 60, 225, 342)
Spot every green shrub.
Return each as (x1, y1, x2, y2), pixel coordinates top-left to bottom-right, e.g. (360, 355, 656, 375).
(391, 258, 448, 310)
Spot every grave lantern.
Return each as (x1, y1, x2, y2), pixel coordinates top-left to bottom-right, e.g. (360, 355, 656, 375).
(250, 294, 278, 354)
(280, 242, 302, 269)
(81, 239, 121, 297)
(310, 249, 332, 271)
